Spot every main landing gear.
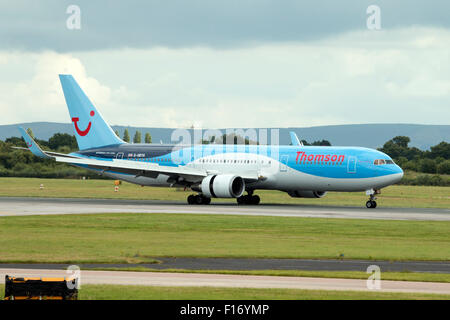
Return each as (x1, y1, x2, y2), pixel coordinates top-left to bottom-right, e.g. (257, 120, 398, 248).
(187, 194, 211, 205)
(186, 191, 261, 205)
(365, 189, 380, 209)
(237, 191, 260, 205)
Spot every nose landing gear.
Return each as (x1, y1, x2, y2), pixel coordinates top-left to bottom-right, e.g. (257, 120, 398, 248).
(366, 199, 377, 208)
(365, 189, 380, 209)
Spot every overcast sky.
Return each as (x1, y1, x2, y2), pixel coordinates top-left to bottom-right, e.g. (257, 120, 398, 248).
(0, 0, 449, 128)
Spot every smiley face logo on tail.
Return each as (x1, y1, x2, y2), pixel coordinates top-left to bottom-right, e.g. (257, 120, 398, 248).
(72, 110, 95, 136)
(27, 142, 32, 148)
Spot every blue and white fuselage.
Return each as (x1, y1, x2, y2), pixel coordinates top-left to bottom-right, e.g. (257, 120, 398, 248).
(18, 75, 403, 208)
(72, 144, 403, 193)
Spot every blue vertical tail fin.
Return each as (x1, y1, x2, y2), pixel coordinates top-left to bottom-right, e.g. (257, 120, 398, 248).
(289, 131, 303, 146)
(59, 74, 124, 150)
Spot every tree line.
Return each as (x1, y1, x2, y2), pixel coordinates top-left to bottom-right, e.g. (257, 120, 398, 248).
(378, 136, 450, 175)
(0, 128, 150, 179)
(115, 129, 152, 143)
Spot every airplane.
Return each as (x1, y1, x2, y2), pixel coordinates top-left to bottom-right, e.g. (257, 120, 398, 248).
(16, 74, 403, 208)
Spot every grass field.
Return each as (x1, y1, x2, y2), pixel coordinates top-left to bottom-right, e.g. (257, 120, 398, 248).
(0, 177, 449, 208)
(0, 284, 449, 300)
(0, 212, 449, 263)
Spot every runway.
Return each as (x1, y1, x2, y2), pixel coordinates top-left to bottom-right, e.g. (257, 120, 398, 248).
(1, 268, 449, 295)
(0, 197, 449, 221)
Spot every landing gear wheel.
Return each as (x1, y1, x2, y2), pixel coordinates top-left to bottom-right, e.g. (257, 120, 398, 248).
(237, 195, 249, 205)
(237, 194, 260, 205)
(187, 195, 195, 205)
(199, 195, 213, 205)
(194, 195, 204, 205)
(187, 194, 211, 205)
(250, 195, 260, 205)
(366, 200, 377, 209)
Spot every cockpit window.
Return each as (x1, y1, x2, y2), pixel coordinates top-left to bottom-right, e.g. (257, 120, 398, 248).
(374, 159, 395, 165)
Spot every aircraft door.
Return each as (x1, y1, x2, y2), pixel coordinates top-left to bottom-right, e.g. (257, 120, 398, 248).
(347, 156, 357, 173)
(280, 155, 289, 172)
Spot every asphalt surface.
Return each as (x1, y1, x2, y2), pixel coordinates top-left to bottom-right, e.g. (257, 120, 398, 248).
(1, 268, 450, 294)
(1, 258, 450, 273)
(0, 197, 449, 221)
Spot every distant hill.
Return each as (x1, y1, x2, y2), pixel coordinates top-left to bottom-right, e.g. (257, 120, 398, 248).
(0, 122, 448, 150)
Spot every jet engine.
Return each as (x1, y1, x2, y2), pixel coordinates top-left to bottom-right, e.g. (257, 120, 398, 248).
(201, 174, 245, 198)
(287, 190, 327, 198)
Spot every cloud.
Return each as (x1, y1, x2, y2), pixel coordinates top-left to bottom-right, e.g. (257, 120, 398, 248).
(0, 27, 449, 128)
(0, 51, 111, 124)
(0, 1, 449, 52)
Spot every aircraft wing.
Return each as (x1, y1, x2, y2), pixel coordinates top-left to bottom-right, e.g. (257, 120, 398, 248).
(54, 156, 259, 182)
(16, 127, 52, 159)
(16, 126, 258, 183)
(15, 127, 81, 159)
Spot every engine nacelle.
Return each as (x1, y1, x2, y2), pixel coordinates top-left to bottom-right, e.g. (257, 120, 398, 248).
(201, 174, 245, 198)
(287, 190, 327, 198)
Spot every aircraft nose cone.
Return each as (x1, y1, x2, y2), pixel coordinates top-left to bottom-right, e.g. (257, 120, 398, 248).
(392, 165, 404, 183)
